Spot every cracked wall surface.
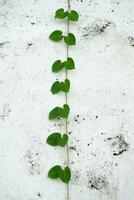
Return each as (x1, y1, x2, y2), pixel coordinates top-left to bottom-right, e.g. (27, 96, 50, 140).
(0, 0, 134, 199)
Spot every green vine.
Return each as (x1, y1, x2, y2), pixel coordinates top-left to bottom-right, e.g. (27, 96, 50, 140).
(46, 1, 79, 198)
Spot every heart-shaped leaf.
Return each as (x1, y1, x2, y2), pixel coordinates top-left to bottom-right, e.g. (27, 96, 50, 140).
(48, 165, 71, 183)
(51, 81, 61, 94)
(59, 167, 71, 183)
(57, 134, 68, 147)
(48, 165, 61, 179)
(49, 107, 59, 119)
(46, 133, 61, 146)
(51, 79, 70, 94)
(65, 57, 75, 69)
(58, 104, 70, 118)
(64, 33, 76, 45)
(52, 60, 64, 72)
(68, 10, 79, 21)
(49, 30, 63, 41)
(49, 104, 70, 119)
(55, 8, 68, 19)
(47, 133, 68, 147)
(52, 58, 75, 72)
(63, 104, 70, 116)
(60, 79, 70, 93)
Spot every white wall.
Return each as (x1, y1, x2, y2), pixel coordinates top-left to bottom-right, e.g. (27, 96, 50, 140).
(0, 0, 134, 199)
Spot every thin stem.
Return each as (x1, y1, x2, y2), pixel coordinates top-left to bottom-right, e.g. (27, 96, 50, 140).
(66, 1, 71, 200)
(68, 0, 71, 11)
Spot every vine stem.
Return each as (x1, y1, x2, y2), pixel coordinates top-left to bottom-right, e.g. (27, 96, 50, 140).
(66, 0, 71, 200)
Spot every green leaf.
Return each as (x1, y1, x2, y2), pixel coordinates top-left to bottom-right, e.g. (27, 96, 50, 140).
(48, 165, 61, 179)
(52, 60, 64, 72)
(51, 79, 70, 94)
(49, 107, 59, 119)
(63, 104, 70, 117)
(49, 104, 70, 119)
(46, 133, 61, 146)
(55, 8, 68, 19)
(68, 10, 79, 21)
(51, 81, 61, 94)
(64, 33, 76, 45)
(47, 133, 68, 147)
(59, 167, 71, 183)
(65, 57, 75, 70)
(49, 30, 63, 41)
(60, 79, 70, 93)
(52, 59, 75, 72)
(58, 104, 70, 118)
(64, 79, 70, 92)
(48, 165, 71, 183)
(57, 107, 64, 118)
(57, 134, 68, 147)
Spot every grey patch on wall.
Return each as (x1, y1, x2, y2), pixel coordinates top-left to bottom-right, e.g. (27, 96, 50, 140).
(25, 149, 40, 176)
(0, 0, 7, 6)
(88, 174, 109, 191)
(74, 114, 80, 124)
(128, 37, 134, 47)
(0, 80, 3, 84)
(82, 20, 114, 38)
(37, 192, 42, 198)
(69, 145, 77, 151)
(0, 104, 11, 121)
(87, 169, 119, 198)
(53, 119, 65, 129)
(0, 41, 9, 48)
(26, 42, 33, 50)
(107, 134, 129, 156)
(73, 114, 87, 124)
(72, 170, 80, 184)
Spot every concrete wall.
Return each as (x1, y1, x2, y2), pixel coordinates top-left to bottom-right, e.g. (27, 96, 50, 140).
(0, 0, 134, 199)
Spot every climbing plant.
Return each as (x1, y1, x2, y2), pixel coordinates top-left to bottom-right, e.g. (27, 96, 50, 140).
(46, 0, 79, 198)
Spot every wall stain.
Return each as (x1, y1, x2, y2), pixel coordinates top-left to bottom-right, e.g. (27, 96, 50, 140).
(0, 0, 7, 6)
(0, 104, 11, 121)
(72, 170, 80, 184)
(69, 146, 77, 151)
(26, 42, 33, 50)
(82, 20, 114, 38)
(88, 174, 109, 191)
(106, 134, 129, 156)
(25, 149, 40, 176)
(128, 36, 134, 47)
(0, 41, 9, 48)
(37, 192, 42, 198)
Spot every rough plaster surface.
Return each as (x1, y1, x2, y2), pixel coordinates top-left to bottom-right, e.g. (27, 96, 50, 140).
(0, 0, 134, 199)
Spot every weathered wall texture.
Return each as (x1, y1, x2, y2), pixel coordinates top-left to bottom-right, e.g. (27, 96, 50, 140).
(0, 0, 134, 199)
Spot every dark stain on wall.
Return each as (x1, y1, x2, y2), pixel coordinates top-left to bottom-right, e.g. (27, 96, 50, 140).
(128, 36, 134, 47)
(82, 20, 113, 38)
(88, 174, 109, 191)
(25, 149, 40, 175)
(0, 104, 11, 121)
(106, 134, 129, 156)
